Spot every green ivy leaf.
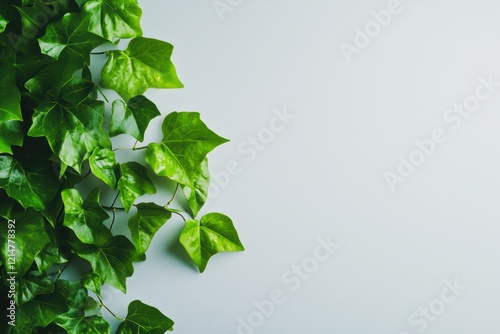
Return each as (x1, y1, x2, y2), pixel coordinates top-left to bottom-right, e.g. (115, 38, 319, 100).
(0, 210, 50, 277)
(118, 162, 156, 212)
(28, 98, 111, 172)
(116, 300, 174, 334)
(0, 84, 21, 122)
(54, 280, 110, 334)
(62, 188, 112, 246)
(102, 37, 183, 101)
(146, 112, 228, 187)
(0, 47, 21, 122)
(14, 293, 68, 334)
(39, 13, 106, 65)
(25, 50, 83, 96)
(110, 95, 160, 142)
(83, 0, 143, 42)
(81, 272, 102, 294)
(89, 147, 118, 188)
(128, 203, 172, 256)
(18, 271, 54, 306)
(0, 155, 59, 211)
(72, 235, 136, 293)
(0, 14, 8, 32)
(34, 231, 68, 274)
(182, 158, 210, 217)
(180, 213, 244, 273)
(0, 120, 23, 154)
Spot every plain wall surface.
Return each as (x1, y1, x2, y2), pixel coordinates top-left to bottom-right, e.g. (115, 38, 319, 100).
(102, 1, 500, 333)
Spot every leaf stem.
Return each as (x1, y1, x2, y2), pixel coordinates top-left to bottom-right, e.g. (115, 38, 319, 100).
(113, 146, 147, 152)
(96, 294, 125, 321)
(108, 193, 120, 231)
(91, 51, 108, 55)
(55, 255, 74, 281)
(172, 211, 187, 223)
(166, 183, 179, 207)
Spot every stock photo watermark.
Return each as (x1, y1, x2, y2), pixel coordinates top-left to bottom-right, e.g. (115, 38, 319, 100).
(223, 235, 340, 334)
(213, 0, 244, 21)
(5, 219, 17, 327)
(398, 278, 467, 334)
(207, 106, 295, 200)
(340, 0, 414, 63)
(385, 74, 500, 192)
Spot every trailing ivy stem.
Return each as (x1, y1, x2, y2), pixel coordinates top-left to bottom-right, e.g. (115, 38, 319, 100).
(133, 145, 147, 151)
(172, 211, 187, 223)
(55, 255, 74, 281)
(108, 192, 120, 231)
(113, 145, 147, 152)
(167, 183, 179, 207)
(96, 294, 125, 321)
(90, 51, 108, 55)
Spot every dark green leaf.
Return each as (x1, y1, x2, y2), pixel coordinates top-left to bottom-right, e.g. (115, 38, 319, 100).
(62, 188, 112, 246)
(82, 0, 143, 42)
(54, 280, 110, 334)
(118, 162, 156, 212)
(34, 230, 68, 274)
(39, 13, 106, 65)
(116, 300, 174, 334)
(89, 147, 117, 188)
(0, 84, 21, 122)
(18, 271, 54, 306)
(28, 98, 111, 171)
(146, 112, 228, 187)
(0, 120, 23, 154)
(14, 293, 68, 334)
(180, 213, 244, 273)
(182, 158, 210, 217)
(72, 235, 136, 292)
(0, 210, 50, 277)
(102, 37, 183, 101)
(110, 95, 160, 142)
(14, 53, 55, 84)
(128, 203, 172, 256)
(0, 154, 59, 211)
(25, 50, 83, 95)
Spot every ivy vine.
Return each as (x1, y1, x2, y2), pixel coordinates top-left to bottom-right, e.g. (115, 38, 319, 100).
(0, 1, 244, 333)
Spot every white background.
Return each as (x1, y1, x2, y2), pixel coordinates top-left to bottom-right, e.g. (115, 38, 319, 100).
(102, 1, 500, 333)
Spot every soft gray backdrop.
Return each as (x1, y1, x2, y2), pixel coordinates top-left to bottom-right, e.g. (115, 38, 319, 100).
(102, 1, 500, 333)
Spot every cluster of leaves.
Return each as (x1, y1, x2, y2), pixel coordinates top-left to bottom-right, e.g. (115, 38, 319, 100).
(0, 0, 244, 333)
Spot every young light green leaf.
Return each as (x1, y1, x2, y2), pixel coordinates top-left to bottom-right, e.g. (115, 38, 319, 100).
(82, 272, 102, 294)
(101, 37, 183, 101)
(118, 162, 156, 212)
(0, 210, 50, 277)
(83, 0, 143, 42)
(0, 120, 23, 154)
(72, 235, 136, 293)
(128, 202, 172, 256)
(89, 147, 118, 188)
(54, 280, 110, 334)
(18, 271, 54, 306)
(110, 95, 160, 141)
(0, 14, 8, 32)
(179, 213, 244, 273)
(62, 188, 112, 246)
(116, 300, 174, 334)
(182, 158, 210, 217)
(28, 99, 111, 172)
(38, 13, 106, 65)
(146, 112, 228, 187)
(0, 155, 59, 211)
(14, 293, 68, 334)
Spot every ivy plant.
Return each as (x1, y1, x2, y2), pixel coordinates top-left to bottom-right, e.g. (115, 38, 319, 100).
(0, 1, 245, 333)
